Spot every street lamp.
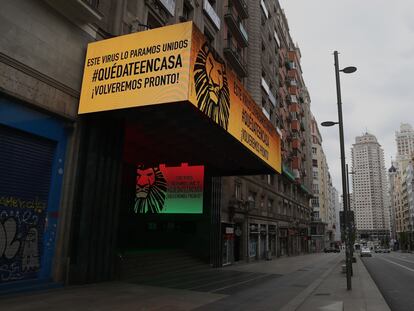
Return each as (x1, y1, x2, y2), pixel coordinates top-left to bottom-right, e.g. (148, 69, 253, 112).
(321, 51, 356, 290)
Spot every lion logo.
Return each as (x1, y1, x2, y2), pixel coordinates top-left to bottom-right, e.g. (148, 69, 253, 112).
(194, 42, 230, 130)
(134, 166, 167, 213)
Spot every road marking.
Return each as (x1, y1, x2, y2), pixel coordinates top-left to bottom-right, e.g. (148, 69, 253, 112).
(378, 257, 414, 273)
(388, 255, 414, 265)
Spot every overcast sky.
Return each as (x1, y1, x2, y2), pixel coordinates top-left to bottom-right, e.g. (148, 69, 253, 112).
(279, 0, 414, 194)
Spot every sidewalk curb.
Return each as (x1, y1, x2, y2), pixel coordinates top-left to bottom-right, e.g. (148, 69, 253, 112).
(279, 256, 342, 311)
(357, 256, 391, 311)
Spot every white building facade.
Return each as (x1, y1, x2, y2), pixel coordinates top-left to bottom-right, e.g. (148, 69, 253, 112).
(396, 123, 414, 162)
(351, 133, 390, 243)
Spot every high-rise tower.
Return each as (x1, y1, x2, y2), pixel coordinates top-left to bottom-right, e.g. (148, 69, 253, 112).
(396, 123, 414, 161)
(351, 133, 390, 242)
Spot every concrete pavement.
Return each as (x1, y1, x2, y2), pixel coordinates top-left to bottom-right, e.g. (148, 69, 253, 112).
(0, 253, 390, 311)
(293, 255, 390, 311)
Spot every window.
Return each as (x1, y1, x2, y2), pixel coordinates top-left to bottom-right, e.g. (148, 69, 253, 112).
(182, 2, 194, 21)
(268, 174, 274, 185)
(204, 28, 214, 44)
(268, 198, 274, 210)
(147, 12, 163, 29)
(248, 191, 257, 208)
(235, 182, 242, 200)
(312, 147, 317, 154)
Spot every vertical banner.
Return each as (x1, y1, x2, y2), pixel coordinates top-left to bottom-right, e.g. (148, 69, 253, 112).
(134, 163, 204, 214)
(188, 26, 281, 173)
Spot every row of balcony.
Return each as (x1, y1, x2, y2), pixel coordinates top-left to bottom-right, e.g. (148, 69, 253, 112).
(224, 6, 248, 47)
(223, 39, 248, 78)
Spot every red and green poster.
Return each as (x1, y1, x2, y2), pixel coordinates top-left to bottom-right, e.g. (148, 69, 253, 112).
(134, 163, 204, 214)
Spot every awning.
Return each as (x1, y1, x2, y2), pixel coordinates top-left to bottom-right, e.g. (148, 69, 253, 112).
(78, 22, 281, 175)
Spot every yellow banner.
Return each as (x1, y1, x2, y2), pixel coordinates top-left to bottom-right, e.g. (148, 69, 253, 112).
(78, 22, 281, 173)
(188, 26, 281, 173)
(78, 22, 193, 113)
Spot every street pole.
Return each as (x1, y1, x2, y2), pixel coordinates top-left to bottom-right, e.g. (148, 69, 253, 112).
(346, 164, 354, 276)
(334, 51, 352, 290)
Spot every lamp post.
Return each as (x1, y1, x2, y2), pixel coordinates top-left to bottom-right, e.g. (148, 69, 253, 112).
(321, 51, 356, 290)
(346, 164, 356, 275)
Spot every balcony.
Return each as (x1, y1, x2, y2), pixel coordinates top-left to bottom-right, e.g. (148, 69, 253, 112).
(232, 0, 248, 19)
(288, 85, 299, 96)
(292, 138, 302, 151)
(289, 102, 300, 113)
(286, 61, 297, 70)
(287, 94, 298, 104)
(44, 0, 103, 23)
(287, 68, 298, 80)
(203, 0, 221, 30)
(224, 7, 248, 47)
(223, 40, 248, 78)
(291, 119, 300, 132)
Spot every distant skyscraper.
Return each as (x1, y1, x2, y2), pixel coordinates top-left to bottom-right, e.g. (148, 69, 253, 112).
(351, 133, 390, 242)
(396, 123, 414, 161)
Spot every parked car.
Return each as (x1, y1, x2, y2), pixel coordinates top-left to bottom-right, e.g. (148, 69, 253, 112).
(361, 248, 372, 257)
(324, 247, 340, 253)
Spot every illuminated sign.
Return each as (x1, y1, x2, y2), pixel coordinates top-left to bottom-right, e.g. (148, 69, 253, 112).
(79, 22, 281, 173)
(135, 163, 203, 214)
(79, 22, 192, 114)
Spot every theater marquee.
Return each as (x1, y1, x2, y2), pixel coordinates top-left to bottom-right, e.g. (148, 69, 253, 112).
(79, 22, 281, 173)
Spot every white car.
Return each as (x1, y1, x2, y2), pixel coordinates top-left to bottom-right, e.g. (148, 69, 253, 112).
(361, 248, 372, 257)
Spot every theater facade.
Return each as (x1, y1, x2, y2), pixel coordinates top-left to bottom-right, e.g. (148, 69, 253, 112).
(65, 22, 282, 283)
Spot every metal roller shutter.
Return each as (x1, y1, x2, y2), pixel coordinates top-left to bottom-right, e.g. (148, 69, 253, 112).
(0, 124, 55, 283)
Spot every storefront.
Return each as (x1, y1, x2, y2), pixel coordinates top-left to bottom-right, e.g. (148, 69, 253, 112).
(279, 227, 288, 256)
(69, 22, 281, 283)
(249, 223, 259, 259)
(0, 95, 68, 287)
(268, 225, 277, 257)
(222, 223, 234, 265)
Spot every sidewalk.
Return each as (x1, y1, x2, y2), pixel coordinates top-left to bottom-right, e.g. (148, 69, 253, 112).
(0, 253, 390, 311)
(290, 255, 391, 311)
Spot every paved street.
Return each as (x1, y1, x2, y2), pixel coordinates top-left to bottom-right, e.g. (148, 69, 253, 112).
(362, 251, 414, 311)
(0, 253, 342, 311)
(1, 251, 390, 311)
